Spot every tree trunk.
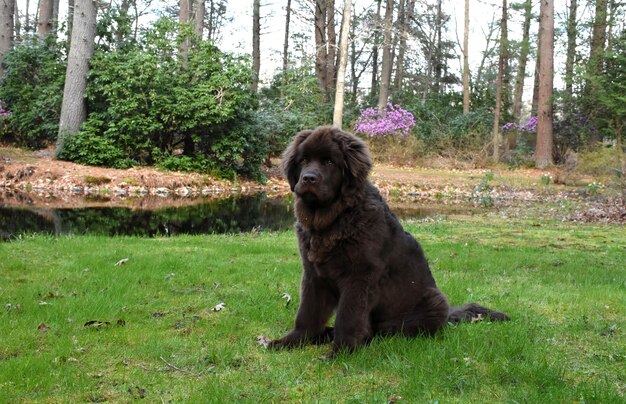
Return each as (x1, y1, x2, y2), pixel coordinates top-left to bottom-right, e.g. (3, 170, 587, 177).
(512, 0, 532, 122)
(37, 0, 53, 38)
(531, 7, 541, 117)
(194, 0, 205, 39)
(586, 0, 608, 143)
(314, 0, 328, 98)
(535, 0, 554, 168)
(325, 0, 336, 91)
(56, 0, 97, 155)
(0, 0, 15, 77)
(251, 0, 260, 92)
(67, 0, 74, 44)
(333, 0, 352, 128)
(377, 0, 393, 113)
(462, 0, 470, 113)
(282, 0, 292, 78)
(395, 0, 414, 92)
(492, 0, 507, 162)
(179, 0, 191, 68)
(370, 0, 382, 99)
(563, 0, 577, 116)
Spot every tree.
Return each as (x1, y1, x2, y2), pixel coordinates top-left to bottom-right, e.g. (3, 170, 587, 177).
(37, 0, 54, 38)
(194, 0, 205, 38)
(369, 0, 382, 100)
(314, 0, 336, 101)
(333, 0, 352, 128)
(377, 0, 393, 113)
(563, 0, 577, 116)
(395, 0, 414, 92)
(179, 0, 191, 68)
(0, 0, 15, 77)
(56, 0, 97, 155)
(252, 0, 260, 92)
(492, 0, 507, 162)
(586, 0, 608, 140)
(535, 0, 554, 168)
(462, 0, 469, 113)
(511, 0, 532, 122)
(282, 0, 292, 79)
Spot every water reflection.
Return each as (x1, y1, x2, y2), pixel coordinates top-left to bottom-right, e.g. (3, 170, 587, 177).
(0, 194, 295, 240)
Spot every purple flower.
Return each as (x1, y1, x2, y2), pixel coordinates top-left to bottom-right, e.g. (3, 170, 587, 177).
(501, 116, 537, 133)
(0, 100, 11, 119)
(353, 103, 415, 138)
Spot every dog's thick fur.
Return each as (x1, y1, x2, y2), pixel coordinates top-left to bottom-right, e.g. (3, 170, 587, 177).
(269, 126, 509, 354)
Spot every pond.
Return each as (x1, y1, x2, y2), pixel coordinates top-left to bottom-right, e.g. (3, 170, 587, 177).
(0, 193, 469, 240)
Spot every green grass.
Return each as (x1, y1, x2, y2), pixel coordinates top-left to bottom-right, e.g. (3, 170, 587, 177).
(1, 219, 624, 402)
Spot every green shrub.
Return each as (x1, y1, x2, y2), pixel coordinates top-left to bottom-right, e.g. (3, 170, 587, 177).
(0, 36, 65, 148)
(57, 129, 134, 168)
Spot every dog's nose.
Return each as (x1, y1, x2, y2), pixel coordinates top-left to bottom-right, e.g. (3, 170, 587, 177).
(302, 172, 318, 184)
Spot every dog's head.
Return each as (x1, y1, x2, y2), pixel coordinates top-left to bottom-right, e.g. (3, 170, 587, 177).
(282, 126, 372, 208)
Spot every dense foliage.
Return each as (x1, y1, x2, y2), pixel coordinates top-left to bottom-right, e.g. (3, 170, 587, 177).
(58, 19, 264, 180)
(0, 36, 65, 148)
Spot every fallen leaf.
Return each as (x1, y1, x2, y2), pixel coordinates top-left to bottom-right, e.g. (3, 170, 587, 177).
(114, 258, 129, 267)
(38, 301, 51, 306)
(211, 302, 225, 312)
(37, 323, 49, 332)
(116, 319, 126, 326)
(281, 292, 292, 307)
(256, 335, 271, 348)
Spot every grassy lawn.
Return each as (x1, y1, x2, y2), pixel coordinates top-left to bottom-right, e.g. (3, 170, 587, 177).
(1, 218, 624, 402)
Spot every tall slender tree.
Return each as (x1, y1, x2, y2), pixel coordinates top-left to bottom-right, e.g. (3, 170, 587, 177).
(37, 0, 54, 38)
(0, 0, 15, 77)
(462, 0, 470, 113)
(586, 0, 608, 142)
(563, 0, 577, 116)
(56, 0, 97, 156)
(333, 0, 352, 128)
(535, 0, 554, 168)
(282, 0, 292, 78)
(377, 0, 393, 113)
(194, 0, 206, 38)
(369, 0, 382, 100)
(179, 0, 192, 68)
(511, 0, 532, 122)
(252, 0, 260, 92)
(492, 0, 507, 162)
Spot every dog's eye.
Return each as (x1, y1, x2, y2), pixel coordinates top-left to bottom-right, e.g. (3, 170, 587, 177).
(300, 157, 309, 165)
(324, 159, 334, 166)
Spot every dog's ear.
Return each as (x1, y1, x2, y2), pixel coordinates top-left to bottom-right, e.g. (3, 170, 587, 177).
(334, 128, 372, 185)
(281, 130, 312, 191)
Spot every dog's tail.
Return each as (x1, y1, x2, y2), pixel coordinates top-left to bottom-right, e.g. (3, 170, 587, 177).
(447, 303, 510, 324)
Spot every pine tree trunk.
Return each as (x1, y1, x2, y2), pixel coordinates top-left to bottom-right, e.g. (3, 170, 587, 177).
(512, 0, 532, 122)
(0, 0, 15, 77)
(194, 0, 205, 39)
(370, 0, 382, 100)
(314, 0, 328, 99)
(333, 0, 352, 128)
(325, 0, 336, 91)
(377, 0, 393, 113)
(282, 0, 292, 78)
(179, 0, 191, 68)
(586, 0, 608, 143)
(462, 0, 470, 113)
(56, 0, 97, 155)
(251, 0, 260, 92)
(535, 0, 554, 168)
(492, 0, 507, 162)
(37, 0, 53, 38)
(563, 0, 577, 116)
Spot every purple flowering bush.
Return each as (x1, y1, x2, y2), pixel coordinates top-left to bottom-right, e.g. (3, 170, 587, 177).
(353, 103, 415, 138)
(501, 116, 537, 133)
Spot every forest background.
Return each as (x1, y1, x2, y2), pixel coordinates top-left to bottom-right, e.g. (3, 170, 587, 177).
(0, 0, 624, 182)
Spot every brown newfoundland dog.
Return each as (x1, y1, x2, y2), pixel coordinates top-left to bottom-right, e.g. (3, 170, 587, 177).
(269, 126, 509, 354)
